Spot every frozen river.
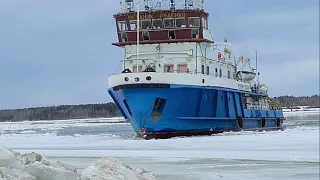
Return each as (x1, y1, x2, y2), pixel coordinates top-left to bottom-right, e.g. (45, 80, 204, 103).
(0, 109, 319, 180)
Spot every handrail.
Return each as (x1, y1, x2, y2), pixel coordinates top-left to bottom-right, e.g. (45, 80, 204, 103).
(121, 56, 235, 66)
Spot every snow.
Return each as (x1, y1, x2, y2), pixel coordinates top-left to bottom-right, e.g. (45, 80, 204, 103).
(0, 146, 155, 180)
(0, 117, 126, 132)
(0, 110, 318, 180)
(0, 126, 318, 163)
(283, 107, 320, 115)
(81, 157, 156, 180)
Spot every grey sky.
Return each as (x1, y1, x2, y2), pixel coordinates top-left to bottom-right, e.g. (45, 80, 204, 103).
(0, 0, 319, 109)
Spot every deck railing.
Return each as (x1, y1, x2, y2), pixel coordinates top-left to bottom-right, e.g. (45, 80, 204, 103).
(120, 0, 204, 13)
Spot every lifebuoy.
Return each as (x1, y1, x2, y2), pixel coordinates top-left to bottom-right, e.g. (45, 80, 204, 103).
(218, 52, 222, 60)
(237, 116, 244, 129)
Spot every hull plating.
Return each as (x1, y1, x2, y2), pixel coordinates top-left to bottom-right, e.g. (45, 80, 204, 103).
(108, 84, 284, 139)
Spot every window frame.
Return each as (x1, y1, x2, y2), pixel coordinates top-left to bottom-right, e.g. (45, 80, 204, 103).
(142, 31, 150, 41)
(191, 29, 199, 39)
(168, 30, 176, 39)
(202, 17, 208, 29)
(175, 18, 186, 28)
(129, 20, 137, 30)
(177, 64, 188, 73)
(163, 18, 175, 28)
(118, 21, 128, 31)
(132, 65, 143, 73)
(152, 19, 163, 29)
(141, 19, 151, 29)
(164, 64, 174, 73)
(189, 17, 200, 27)
(120, 32, 128, 42)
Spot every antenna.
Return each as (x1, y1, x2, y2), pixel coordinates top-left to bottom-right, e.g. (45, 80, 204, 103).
(136, 0, 140, 72)
(255, 49, 258, 71)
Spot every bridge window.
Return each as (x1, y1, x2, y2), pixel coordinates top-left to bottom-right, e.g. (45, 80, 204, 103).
(175, 18, 186, 28)
(177, 64, 188, 73)
(219, 69, 222, 77)
(141, 20, 151, 29)
(164, 18, 175, 28)
(228, 70, 231, 79)
(130, 20, 137, 30)
(215, 68, 218, 77)
(207, 66, 209, 75)
(118, 21, 127, 31)
(164, 64, 174, 73)
(192, 29, 199, 38)
(169, 30, 176, 39)
(202, 18, 208, 29)
(152, 19, 163, 29)
(189, 17, 200, 27)
(201, 65, 204, 74)
(142, 31, 150, 40)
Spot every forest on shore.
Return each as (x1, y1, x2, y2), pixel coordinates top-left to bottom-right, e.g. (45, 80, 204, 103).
(0, 95, 318, 122)
(273, 95, 319, 108)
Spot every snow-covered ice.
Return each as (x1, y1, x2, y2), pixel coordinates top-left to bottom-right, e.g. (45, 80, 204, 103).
(0, 146, 155, 180)
(0, 111, 319, 180)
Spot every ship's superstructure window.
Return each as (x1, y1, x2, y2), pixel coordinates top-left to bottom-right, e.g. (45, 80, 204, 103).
(132, 65, 143, 72)
(177, 64, 188, 73)
(207, 66, 209, 75)
(189, 17, 200, 27)
(169, 30, 176, 39)
(175, 18, 186, 28)
(201, 65, 204, 74)
(164, 64, 174, 73)
(121, 32, 128, 42)
(142, 31, 150, 40)
(164, 18, 175, 28)
(141, 20, 151, 29)
(192, 29, 199, 38)
(202, 18, 208, 29)
(219, 69, 222, 77)
(152, 19, 163, 29)
(130, 21, 137, 30)
(228, 70, 231, 79)
(118, 21, 127, 31)
(215, 68, 218, 77)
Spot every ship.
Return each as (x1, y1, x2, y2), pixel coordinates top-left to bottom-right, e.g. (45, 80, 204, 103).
(108, 0, 285, 139)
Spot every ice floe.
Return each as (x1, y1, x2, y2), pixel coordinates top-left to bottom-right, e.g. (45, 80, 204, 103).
(0, 146, 156, 180)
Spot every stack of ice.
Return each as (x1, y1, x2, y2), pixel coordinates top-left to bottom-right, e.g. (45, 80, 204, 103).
(0, 146, 156, 180)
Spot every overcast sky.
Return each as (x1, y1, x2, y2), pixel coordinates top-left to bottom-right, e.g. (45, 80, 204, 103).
(0, 0, 319, 109)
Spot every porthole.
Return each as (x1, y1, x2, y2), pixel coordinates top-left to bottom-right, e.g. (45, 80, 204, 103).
(202, 79, 205, 83)
(134, 77, 140, 82)
(124, 77, 129, 82)
(146, 76, 152, 81)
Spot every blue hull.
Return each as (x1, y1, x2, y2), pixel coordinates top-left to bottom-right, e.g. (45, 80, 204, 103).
(108, 83, 284, 139)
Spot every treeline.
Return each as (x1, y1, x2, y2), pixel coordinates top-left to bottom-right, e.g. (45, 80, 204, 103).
(0, 95, 319, 122)
(0, 103, 121, 122)
(273, 95, 319, 108)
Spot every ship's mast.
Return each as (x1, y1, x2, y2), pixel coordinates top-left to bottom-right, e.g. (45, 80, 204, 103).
(136, 0, 140, 71)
